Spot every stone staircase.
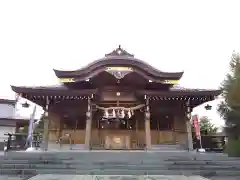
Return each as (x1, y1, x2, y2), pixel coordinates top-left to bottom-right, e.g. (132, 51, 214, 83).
(151, 144, 184, 151)
(1, 151, 240, 179)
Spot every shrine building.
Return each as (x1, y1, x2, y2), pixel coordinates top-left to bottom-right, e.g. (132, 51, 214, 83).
(11, 46, 220, 151)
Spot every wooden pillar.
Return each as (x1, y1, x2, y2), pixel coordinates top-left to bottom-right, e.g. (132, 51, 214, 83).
(186, 100, 193, 151)
(58, 117, 63, 148)
(186, 119, 193, 151)
(85, 97, 92, 150)
(172, 116, 177, 144)
(145, 96, 151, 150)
(43, 96, 50, 151)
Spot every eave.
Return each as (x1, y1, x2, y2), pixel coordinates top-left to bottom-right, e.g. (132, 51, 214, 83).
(11, 85, 97, 108)
(11, 85, 97, 96)
(139, 88, 221, 108)
(138, 89, 221, 97)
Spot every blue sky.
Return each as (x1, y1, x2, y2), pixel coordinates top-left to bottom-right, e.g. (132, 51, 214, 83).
(1, 0, 240, 128)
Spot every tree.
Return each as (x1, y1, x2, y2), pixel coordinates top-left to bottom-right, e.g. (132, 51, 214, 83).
(199, 116, 218, 135)
(218, 52, 240, 156)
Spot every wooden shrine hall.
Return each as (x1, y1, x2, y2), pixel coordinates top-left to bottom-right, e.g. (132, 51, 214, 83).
(11, 46, 221, 151)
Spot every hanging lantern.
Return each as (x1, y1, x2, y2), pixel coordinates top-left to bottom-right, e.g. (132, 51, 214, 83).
(205, 104, 212, 110)
(22, 101, 30, 108)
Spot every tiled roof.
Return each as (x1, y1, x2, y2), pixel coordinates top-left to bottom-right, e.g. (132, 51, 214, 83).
(13, 84, 68, 90)
(11, 85, 97, 96)
(170, 85, 219, 92)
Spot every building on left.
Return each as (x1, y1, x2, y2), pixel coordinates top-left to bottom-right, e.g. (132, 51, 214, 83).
(0, 98, 29, 150)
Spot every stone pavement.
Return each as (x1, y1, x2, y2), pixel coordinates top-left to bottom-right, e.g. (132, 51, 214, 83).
(209, 177, 240, 180)
(1, 175, 240, 180)
(27, 175, 210, 180)
(0, 176, 25, 180)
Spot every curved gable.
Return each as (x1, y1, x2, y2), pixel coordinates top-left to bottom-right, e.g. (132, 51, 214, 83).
(54, 46, 184, 82)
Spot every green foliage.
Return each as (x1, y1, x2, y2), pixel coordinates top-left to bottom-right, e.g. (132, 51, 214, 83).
(226, 139, 240, 157)
(218, 52, 240, 156)
(218, 52, 240, 137)
(199, 116, 218, 135)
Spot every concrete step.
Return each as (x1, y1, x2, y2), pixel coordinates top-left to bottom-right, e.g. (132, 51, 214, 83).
(151, 144, 183, 150)
(2, 151, 240, 178)
(0, 176, 28, 180)
(1, 163, 240, 171)
(1, 168, 240, 177)
(2, 159, 240, 167)
(71, 144, 85, 150)
(7, 151, 237, 158)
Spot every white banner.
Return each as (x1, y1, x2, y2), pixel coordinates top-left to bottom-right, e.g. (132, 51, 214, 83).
(26, 105, 37, 147)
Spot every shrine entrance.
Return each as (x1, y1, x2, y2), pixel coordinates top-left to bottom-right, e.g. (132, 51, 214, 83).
(90, 103, 146, 150)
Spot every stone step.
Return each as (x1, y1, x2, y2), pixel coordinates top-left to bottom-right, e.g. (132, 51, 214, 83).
(2, 151, 240, 178)
(2, 159, 240, 167)
(6, 151, 237, 158)
(151, 144, 183, 150)
(0, 159, 63, 164)
(1, 168, 240, 177)
(5, 155, 237, 161)
(70, 144, 85, 150)
(0, 175, 31, 180)
(2, 151, 228, 158)
(171, 160, 240, 165)
(1, 163, 240, 171)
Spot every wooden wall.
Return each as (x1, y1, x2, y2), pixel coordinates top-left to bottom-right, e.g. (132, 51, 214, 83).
(48, 112, 61, 143)
(48, 111, 188, 147)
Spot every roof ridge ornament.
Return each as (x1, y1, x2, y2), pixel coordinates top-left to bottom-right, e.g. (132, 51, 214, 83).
(105, 45, 134, 57)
